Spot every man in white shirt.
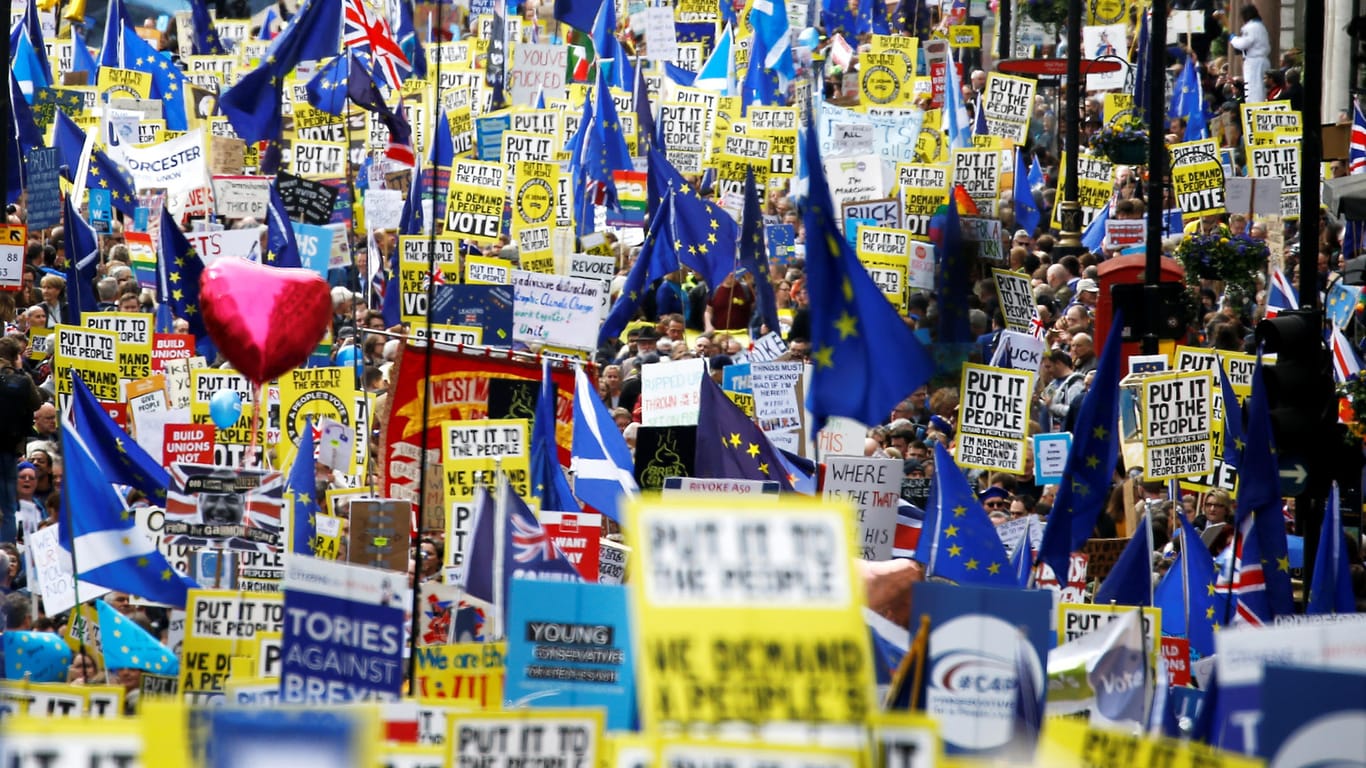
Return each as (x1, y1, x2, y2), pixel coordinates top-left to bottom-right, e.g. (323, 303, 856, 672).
(1226, 4, 1271, 103)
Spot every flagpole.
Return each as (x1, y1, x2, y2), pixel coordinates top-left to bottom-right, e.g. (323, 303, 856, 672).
(406, 0, 446, 699)
(59, 392, 89, 667)
(492, 459, 507, 642)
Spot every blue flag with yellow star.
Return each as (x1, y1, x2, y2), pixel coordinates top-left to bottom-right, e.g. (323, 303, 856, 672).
(914, 442, 1015, 586)
(155, 207, 213, 356)
(1154, 510, 1226, 658)
(801, 119, 934, 436)
(96, 599, 179, 675)
(219, 0, 341, 144)
(531, 360, 579, 513)
(670, 171, 740, 296)
(51, 110, 138, 217)
(1326, 282, 1362, 329)
(597, 192, 679, 346)
(740, 168, 781, 336)
(695, 373, 794, 490)
(576, 67, 634, 225)
(265, 180, 302, 268)
(64, 195, 100, 326)
(3, 631, 72, 682)
(58, 420, 197, 608)
(287, 416, 319, 557)
(1219, 365, 1244, 468)
(930, 191, 974, 344)
(71, 371, 169, 503)
(1232, 354, 1294, 618)
(1036, 314, 1124, 582)
(99, 0, 191, 131)
(1093, 512, 1154, 606)
(190, 0, 228, 56)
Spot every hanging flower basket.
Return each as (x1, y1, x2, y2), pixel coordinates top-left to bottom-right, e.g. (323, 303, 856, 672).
(1088, 118, 1149, 165)
(1173, 233, 1268, 312)
(1024, 0, 1068, 28)
(1108, 139, 1148, 165)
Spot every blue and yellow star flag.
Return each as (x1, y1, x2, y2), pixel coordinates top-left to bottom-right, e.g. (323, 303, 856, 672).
(696, 373, 794, 490)
(802, 119, 934, 436)
(1233, 354, 1294, 617)
(265, 181, 302, 268)
(531, 360, 579, 513)
(286, 417, 320, 556)
(58, 420, 198, 608)
(64, 195, 100, 326)
(71, 371, 170, 503)
(11, 21, 50, 101)
(52, 110, 138, 216)
(190, 0, 228, 55)
(930, 190, 974, 343)
(555, 0, 604, 32)
(1037, 314, 1124, 582)
(1133, 11, 1150, 123)
(1219, 365, 1244, 468)
(1154, 510, 1225, 658)
(1169, 55, 1200, 123)
(99, 0, 191, 131)
(1308, 481, 1356, 614)
(155, 206, 212, 356)
(598, 192, 679, 346)
(1094, 513, 1154, 606)
(1326, 282, 1362, 329)
(591, 0, 632, 90)
(741, 30, 781, 114)
(219, 0, 341, 144)
(1014, 149, 1041, 237)
(913, 442, 1016, 586)
(96, 599, 178, 674)
(578, 68, 634, 221)
(3, 631, 72, 682)
(740, 168, 782, 336)
(670, 172, 740, 294)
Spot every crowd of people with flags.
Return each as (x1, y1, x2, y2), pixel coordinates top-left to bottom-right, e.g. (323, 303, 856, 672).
(0, 0, 1364, 764)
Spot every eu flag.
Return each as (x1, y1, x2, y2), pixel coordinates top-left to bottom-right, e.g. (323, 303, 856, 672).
(577, 68, 634, 221)
(1153, 510, 1225, 658)
(913, 442, 1015, 586)
(308, 50, 414, 167)
(286, 417, 319, 556)
(930, 191, 974, 343)
(1093, 513, 1154, 606)
(265, 181, 302, 268)
(1218, 366, 1244, 468)
(155, 207, 212, 355)
(1169, 56, 1200, 123)
(669, 171, 739, 295)
(1013, 149, 1041, 237)
(220, 0, 342, 145)
(190, 0, 228, 55)
(3, 631, 71, 682)
(97, 600, 179, 674)
(531, 361, 578, 513)
(59, 421, 198, 608)
(1233, 355, 1294, 618)
(71, 371, 170, 502)
(100, 0, 192, 131)
(740, 169, 781, 336)
(740, 30, 781, 114)
(1308, 482, 1356, 614)
(1036, 314, 1124, 582)
(64, 196, 100, 326)
(801, 120, 934, 435)
(52, 110, 138, 216)
(598, 192, 679, 346)
(555, 0, 604, 33)
(695, 374, 794, 490)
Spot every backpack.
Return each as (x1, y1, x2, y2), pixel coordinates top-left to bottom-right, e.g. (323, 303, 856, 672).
(0, 366, 34, 443)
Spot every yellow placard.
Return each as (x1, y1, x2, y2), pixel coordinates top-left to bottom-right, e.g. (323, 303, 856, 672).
(855, 225, 912, 311)
(1104, 93, 1135, 125)
(446, 709, 604, 767)
(441, 419, 531, 571)
(278, 366, 358, 472)
(464, 254, 513, 285)
(870, 34, 919, 76)
(1170, 139, 1227, 221)
(445, 159, 505, 244)
(859, 53, 910, 109)
(1038, 715, 1262, 768)
(898, 162, 952, 241)
(96, 67, 152, 100)
(27, 325, 53, 362)
(414, 642, 506, 706)
(53, 324, 120, 401)
(948, 24, 981, 48)
(189, 369, 262, 445)
(1140, 370, 1215, 481)
(1057, 604, 1162, 667)
(179, 590, 285, 703)
(624, 496, 875, 729)
(512, 160, 558, 274)
(82, 311, 153, 384)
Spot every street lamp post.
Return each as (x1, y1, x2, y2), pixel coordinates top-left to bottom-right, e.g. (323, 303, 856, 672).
(1143, 0, 1168, 356)
(1054, 0, 1085, 255)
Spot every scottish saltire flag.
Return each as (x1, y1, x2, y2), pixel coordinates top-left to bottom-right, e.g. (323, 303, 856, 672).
(1325, 282, 1361, 329)
(220, 0, 342, 144)
(286, 417, 319, 556)
(1153, 510, 1224, 658)
(1308, 482, 1356, 614)
(570, 367, 638, 523)
(695, 375, 794, 490)
(914, 443, 1016, 586)
(941, 56, 972, 150)
(11, 21, 49, 100)
(694, 24, 735, 94)
(1351, 98, 1366, 175)
(1265, 268, 1298, 319)
(64, 196, 100, 326)
(804, 120, 934, 433)
(1330, 324, 1363, 384)
(748, 0, 796, 84)
(70, 372, 170, 503)
(1037, 316, 1123, 582)
(531, 361, 578, 513)
(3, 632, 71, 682)
(58, 421, 198, 608)
(97, 599, 179, 674)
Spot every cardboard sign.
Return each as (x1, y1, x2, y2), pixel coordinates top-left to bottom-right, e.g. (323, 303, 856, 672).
(347, 500, 412, 574)
(1140, 370, 1214, 480)
(992, 268, 1037, 334)
(824, 457, 902, 560)
(1057, 604, 1162, 669)
(598, 541, 628, 586)
(624, 496, 874, 729)
(276, 171, 338, 225)
(279, 557, 407, 704)
(956, 363, 1033, 473)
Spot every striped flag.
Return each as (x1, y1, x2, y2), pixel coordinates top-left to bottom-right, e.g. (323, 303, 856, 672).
(1330, 324, 1362, 384)
(1351, 98, 1366, 175)
(1265, 268, 1298, 319)
(892, 502, 924, 559)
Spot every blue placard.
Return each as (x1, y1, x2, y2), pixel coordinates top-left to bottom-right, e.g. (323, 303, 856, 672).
(133, 206, 149, 232)
(432, 284, 514, 345)
(25, 148, 62, 230)
(1032, 432, 1072, 486)
(1259, 665, 1366, 763)
(476, 113, 513, 163)
(908, 581, 1052, 757)
(291, 222, 334, 277)
(504, 579, 637, 730)
(88, 188, 112, 234)
(278, 559, 406, 704)
(844, 217, 876, 249)
(721, 362, 751, 394)
(766, 224, 795, 266)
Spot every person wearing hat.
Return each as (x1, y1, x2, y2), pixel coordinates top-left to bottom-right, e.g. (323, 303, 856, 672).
(1074, 279, 1099, 310)
(980, 486, 1011, 516)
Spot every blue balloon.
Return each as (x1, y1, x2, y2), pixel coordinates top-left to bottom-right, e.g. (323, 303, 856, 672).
(334, 345, 363, 375)
(208, 390, 243, 430)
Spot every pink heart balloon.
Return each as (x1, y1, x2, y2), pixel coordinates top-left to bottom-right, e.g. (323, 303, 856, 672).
(199, 259, 333, 386)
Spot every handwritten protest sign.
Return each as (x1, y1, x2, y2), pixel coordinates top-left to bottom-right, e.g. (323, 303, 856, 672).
(824, 457, 902, 560)
(640, 359, 705, 427)
(956, 363, 1033, 473)
(413, 642, 506, 706)
(511, 270, 605, 351)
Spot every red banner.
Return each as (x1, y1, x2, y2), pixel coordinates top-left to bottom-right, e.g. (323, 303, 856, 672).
(540, 510, 602, 582)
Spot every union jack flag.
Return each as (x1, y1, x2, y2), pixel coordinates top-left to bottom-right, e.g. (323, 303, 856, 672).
(344, 0, 411, 90)
(1265, 268, 1298, 320)
(164, 463, 285, 552)
(510, 511, 559, 563)
(1351, 98, 1366, 175)
(1330, 324, 1362, 384)
(1216, 516, 1272, 627)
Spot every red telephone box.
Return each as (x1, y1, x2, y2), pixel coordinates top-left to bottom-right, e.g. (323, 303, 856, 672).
(1095, 254, 1188, 368)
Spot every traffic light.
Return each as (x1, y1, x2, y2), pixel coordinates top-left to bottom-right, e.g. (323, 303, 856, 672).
(1255, 309, 1337, 486)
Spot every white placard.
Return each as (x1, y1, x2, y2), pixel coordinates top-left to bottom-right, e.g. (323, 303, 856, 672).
(510, 270, 606, 351)
(30, 524, 111, 615)
(121, 129, 209, 189)
(823, 456, 902, 561)
(640, 359, 706, 427)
